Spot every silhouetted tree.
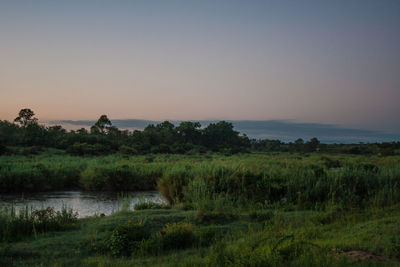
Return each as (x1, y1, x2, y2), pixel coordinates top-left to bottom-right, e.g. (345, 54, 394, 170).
(91, 115, 112, 134)
(176, 122, 201, 144)
(305, 137, 320, 152)
(293, 138, 305, 152)
(14, 108, 38, 127)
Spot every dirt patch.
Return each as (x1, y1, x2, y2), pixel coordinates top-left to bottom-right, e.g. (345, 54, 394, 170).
(340, 250, 385, 261)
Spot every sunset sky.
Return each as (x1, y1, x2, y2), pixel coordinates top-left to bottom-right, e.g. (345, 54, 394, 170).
(1, 0, 399, 133)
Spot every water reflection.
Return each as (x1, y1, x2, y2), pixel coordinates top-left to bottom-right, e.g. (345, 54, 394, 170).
(0, 191, 164, 218)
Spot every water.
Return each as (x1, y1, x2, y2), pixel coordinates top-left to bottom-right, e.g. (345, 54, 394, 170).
(0, 191, 165, 218)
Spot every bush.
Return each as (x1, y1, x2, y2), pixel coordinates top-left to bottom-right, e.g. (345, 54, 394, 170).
(150, 144, 171, 154)
(381, 148, 395, 156)
(119, 145, 138, 155)
(161, 222, 195, 250)
(67, 142, 111, 156)
(106, 220, 149, 256)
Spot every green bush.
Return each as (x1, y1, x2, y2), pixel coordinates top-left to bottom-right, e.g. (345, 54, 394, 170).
(67, 142, 111, 156)
(106, 220, 149, 256)
(119, 145, 138, 155)
(161, 222, 195, 250)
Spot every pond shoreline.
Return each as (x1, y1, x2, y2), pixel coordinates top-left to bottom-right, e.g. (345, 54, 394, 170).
(0, 190, 164, 218)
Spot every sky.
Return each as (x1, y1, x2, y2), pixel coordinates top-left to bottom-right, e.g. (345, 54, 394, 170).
(1, 0, 399, 133)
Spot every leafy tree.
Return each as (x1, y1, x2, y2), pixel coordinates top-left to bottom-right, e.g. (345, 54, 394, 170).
(0, 120, 22, 145)
(176, 122, 201, 144)
(14, 108, 38, 127)
(305, 137, 320, 152)
(293, 138, 305, 152)
(90, 125, 101, 134)
(202, 121, 249, 152)
(91, 115, 112, 134)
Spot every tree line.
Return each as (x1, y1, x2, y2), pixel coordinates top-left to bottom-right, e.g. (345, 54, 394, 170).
(250, 137, 400, 155)
(0, 109, 250, 155)
(1, 109, 398, 156)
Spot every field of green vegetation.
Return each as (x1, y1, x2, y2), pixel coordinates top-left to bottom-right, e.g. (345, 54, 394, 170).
(1, 152, 400, 266)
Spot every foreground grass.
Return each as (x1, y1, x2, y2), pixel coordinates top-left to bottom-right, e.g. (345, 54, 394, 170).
(1, 204, 400, 266)
(1, 152, 400, 265)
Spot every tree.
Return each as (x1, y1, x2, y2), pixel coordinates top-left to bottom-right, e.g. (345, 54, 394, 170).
(305, 137, 320, 152)
(14, 108, 38, 127)
(293, 138, 305, 152)
(176, 122, 201, 144)
(202, 121, 249, 152)
(91, 115, 112, 134)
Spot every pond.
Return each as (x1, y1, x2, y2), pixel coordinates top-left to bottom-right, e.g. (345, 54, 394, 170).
(0, 191, 165, 218)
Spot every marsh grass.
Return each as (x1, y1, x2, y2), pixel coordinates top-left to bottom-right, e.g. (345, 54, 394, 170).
(1, 152, 400, 265)
(134, 195, 170, 210)
(0, 204, 78, 241)
(1, 153, 399, 209)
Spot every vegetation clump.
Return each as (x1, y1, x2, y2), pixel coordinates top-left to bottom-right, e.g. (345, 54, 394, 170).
(0, 205, 78, 241)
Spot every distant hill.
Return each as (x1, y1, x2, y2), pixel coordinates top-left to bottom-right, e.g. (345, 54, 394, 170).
(48, 119, 399, 144)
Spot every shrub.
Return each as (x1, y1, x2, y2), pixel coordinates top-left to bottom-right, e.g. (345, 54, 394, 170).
(119, 145, 138, 155)
(150, 144, 171, 154)
(106, 220, 149, 256)
(67, 142, 111, 156)
(161, 222, 195, 250)
(381, 148, 395, 156)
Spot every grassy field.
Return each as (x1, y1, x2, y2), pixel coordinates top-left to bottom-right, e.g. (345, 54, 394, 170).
(1, 152, 400, 266)
(1, 204, 400, 266)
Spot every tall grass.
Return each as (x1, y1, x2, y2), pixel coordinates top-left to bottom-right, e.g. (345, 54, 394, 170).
(1, 153, 399, 209)
(0, 204, 78, 241)
(0, 155, 86, 192)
